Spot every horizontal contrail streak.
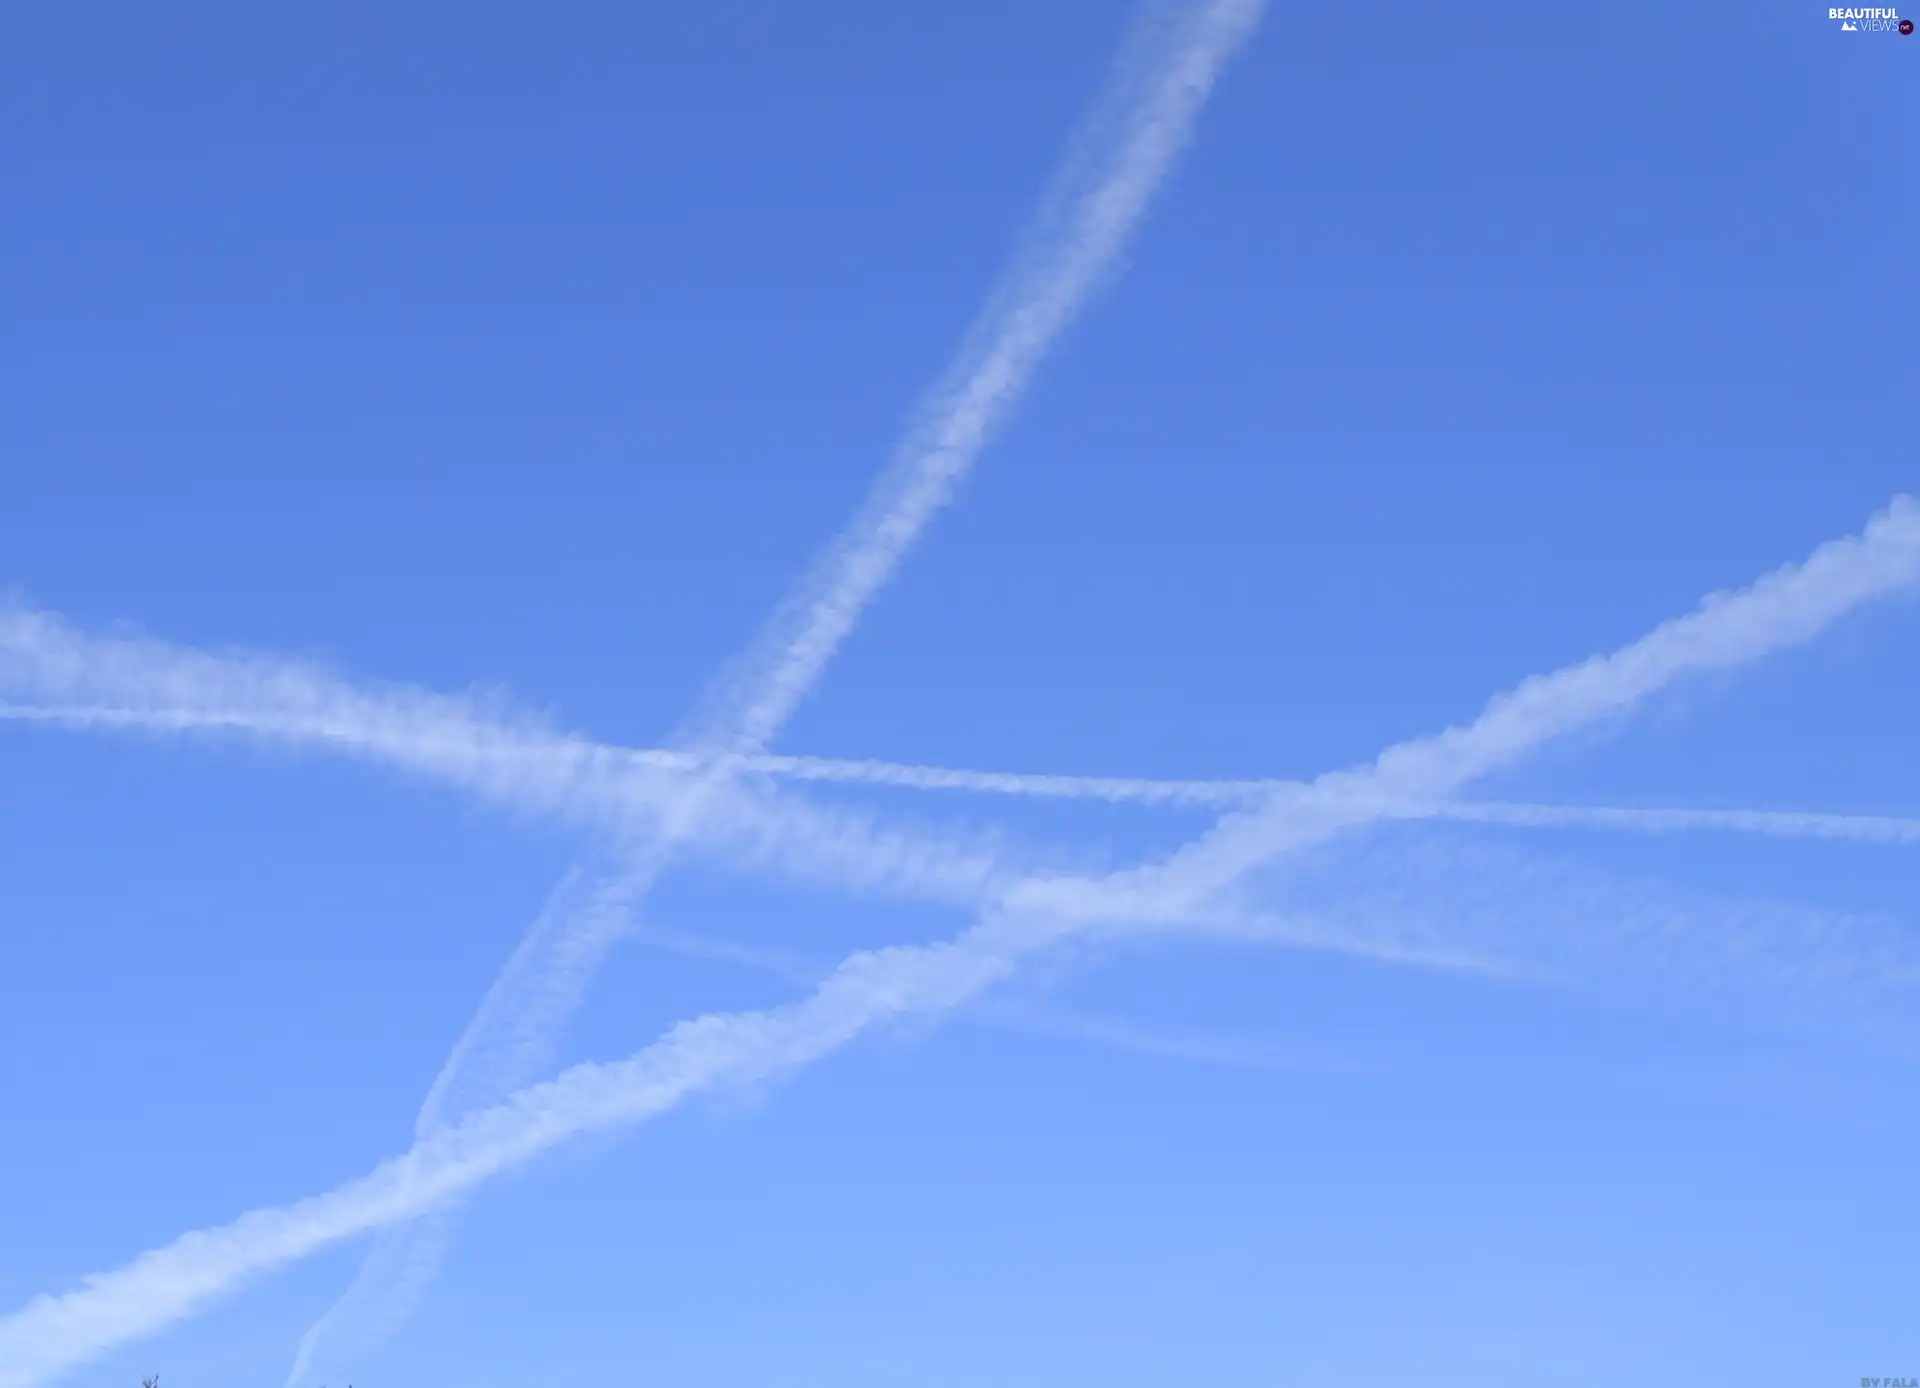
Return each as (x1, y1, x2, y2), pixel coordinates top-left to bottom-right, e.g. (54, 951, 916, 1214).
(5, 496, 1914, 1388)
(1412, 799, 1920, 843)
(0, 678, 1024, 910)
(0, 696, 1263, 804)
(6, 698, 1918, 848)
(739, 751, 1267, 804)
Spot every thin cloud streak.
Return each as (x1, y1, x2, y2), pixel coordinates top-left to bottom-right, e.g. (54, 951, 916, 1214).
(6, 497, 1915, 1388)
(741, 751, 1269, 805)
(1418, 799, 1920, 843)
(969, 999, 1374, 1073)
(1263, 825, 1920, 1052)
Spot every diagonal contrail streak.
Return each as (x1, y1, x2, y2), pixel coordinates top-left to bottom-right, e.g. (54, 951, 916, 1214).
(282, 1, 1270, 1379)
(4, 497, 1915, 1388)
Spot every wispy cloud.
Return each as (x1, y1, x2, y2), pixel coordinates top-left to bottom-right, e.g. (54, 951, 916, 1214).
(971, 998, 1376, 1074)
(5, 496, 1913, 1388)
(1263, 824, 1920, 1051)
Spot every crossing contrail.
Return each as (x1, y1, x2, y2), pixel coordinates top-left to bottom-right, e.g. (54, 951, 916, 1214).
(1070, 494, 1920, 922)
(286, 0, 1270, 1379)
(9, 692, 1920, 847)
(4, 496, 1914, 1388)
(0, 639, 1031, 910)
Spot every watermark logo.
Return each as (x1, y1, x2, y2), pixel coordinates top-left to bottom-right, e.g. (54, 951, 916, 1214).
(1861, 1378, 1920, 1387)
(1829, 6, 1911, 31)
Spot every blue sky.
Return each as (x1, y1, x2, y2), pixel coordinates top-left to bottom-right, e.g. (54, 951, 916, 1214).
(2, 3, 1917, 1386)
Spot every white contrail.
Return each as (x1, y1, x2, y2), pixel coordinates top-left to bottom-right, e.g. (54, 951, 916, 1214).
(0, 607, 686, 829)
(1409, 799, 1920, 843)
(0, 610, 1259, 808)
(0, 640, 1028, 912)
(0, 687, 1274, 813)
(287, 1, 1270, 1379)
(745, 751, 1267, 804)
(12, 692, 1920, 848)
(7, 496, 1916, 1388)
(672, 0, 1268, 760)
(1067, 493, 1920, 921)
